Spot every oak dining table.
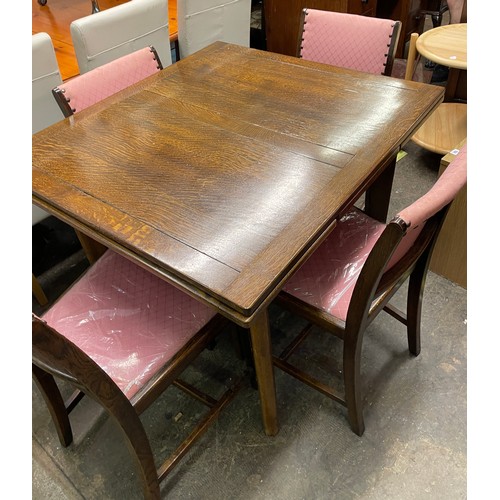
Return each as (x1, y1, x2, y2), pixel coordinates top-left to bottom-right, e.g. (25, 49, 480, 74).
(32, 42, 444, 437)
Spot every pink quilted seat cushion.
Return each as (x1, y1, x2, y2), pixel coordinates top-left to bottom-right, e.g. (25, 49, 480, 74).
(57, 47, 160, 113)
(300, 9, 397, 75)
(283, 209, 385, 322)
(42, 250, 216, 399)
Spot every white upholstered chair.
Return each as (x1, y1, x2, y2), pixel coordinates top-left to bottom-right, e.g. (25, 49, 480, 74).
(32, 33, 66, 305)
(70, 0, 172, 74)
(177, 0, 251, 59)
(32, 33, 65, 135)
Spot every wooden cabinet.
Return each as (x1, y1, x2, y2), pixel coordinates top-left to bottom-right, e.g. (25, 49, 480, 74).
(264, 0, 377, 57)
(429, 140, 467, 288)
(376, 0, 425, 58)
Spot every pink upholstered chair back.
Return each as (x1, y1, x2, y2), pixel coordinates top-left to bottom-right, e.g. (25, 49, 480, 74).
(52, 46, 162, 117)
(299, 9, 401, 76)
(388, 143, 467, 268)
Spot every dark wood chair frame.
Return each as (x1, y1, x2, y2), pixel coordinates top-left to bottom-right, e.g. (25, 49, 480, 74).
(33, 313, 242, 499)
(274, 203, 452, 437)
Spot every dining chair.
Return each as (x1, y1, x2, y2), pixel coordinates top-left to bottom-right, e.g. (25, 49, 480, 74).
(32, 249, 242, 499)
(177, 0, 251, 59)
(297, 8, 401, 76)
(52, 46, 163, 117)
(70, 0, 172, 74)
(421, 0, 449, 29)
(32, 33, 67, 305)
(38, 0, 100, 14)
(405, 32, 467, 155)
(273, 144, 467, 436)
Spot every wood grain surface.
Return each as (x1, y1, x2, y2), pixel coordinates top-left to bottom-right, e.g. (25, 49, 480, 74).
(32, 42, 444, 321)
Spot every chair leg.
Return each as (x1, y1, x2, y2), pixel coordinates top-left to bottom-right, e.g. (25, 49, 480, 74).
(32, 273, 48, 306)
(32, 365, 73, 447)
(343, 333, 365, 437)
(431, 13, 442, 28)
(406, 260, 427, 356)
(230, 326, 258, 389)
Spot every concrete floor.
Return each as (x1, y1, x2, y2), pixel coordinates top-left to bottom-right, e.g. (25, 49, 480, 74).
(32, 140, 467, 499)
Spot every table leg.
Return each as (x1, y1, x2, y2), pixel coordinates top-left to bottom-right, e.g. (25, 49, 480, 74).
(364, 157, 396, 223)
(249, 309, 279, 436)
(75, 230, 107, 264)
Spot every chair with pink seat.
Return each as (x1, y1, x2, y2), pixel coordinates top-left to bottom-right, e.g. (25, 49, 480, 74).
(298, 8, 401, 76)
(52, 45, 163, 117)
(32, 249, 242, 498)
(273, 144, 467, 436)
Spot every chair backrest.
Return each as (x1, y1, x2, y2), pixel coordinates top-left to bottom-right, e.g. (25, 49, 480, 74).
(52, 46, 163, 117)
(32, 33, 65, 134)
(404, 32, 420, 81)
(353, 142, 467, 313)
(298, 9, 401, 76)
(177, 0, 251, 59)
(32, 33, 65, 224)
(70, 0, 172, 74)
(386, 142, 467, 270)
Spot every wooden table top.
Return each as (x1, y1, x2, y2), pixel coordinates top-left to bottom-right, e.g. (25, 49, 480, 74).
(417, 23, 467, 70)
(32, 42, 444, 324)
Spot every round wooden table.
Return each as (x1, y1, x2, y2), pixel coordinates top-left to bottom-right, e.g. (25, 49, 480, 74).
(412, 23, 467, 155)
(416, 23, 467, 70)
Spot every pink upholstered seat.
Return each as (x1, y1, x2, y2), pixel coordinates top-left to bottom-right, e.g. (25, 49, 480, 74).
(52, 46, 162, 117)
(298, 9, 401, 76)
(276, 144, 467, 436)
(42, 250, 216, 399)
(282, 209, 385, 322)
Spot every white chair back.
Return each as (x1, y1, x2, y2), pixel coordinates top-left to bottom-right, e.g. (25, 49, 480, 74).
(32, 33, 65, 224)
(70, 0, 172, 74)
(177, 0, 251, 59)
(32, 33, 64, 135)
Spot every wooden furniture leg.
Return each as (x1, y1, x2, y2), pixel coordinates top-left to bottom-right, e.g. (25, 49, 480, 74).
(364, 157, 396, 223)
(32, 273, 48, 306)
(249, 309, 278, 436)
(75, 230, 107, 265)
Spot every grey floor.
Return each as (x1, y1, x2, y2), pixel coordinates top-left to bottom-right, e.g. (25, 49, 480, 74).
(32, 140, 467, 499)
